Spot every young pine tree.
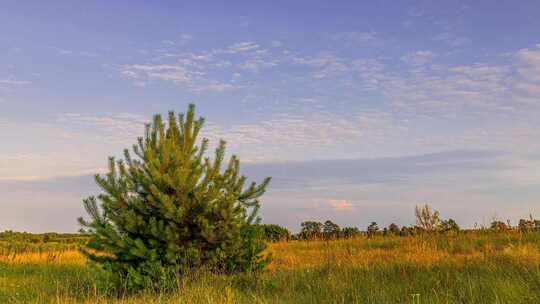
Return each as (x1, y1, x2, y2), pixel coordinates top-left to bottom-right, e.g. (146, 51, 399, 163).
(78, 104, 271, 290)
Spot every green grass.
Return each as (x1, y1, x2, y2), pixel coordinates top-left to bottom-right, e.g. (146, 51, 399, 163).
(1, 257, 539, 303)
(2, 232, 540, 303)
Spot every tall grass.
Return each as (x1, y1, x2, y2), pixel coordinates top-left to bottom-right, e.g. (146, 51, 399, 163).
(1, 231, 540, 303)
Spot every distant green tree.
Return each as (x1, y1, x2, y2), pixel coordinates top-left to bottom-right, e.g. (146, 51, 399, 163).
(259, 224, 290, 242)
(322, 220, 340, 239)
(367, 222, 379, 237)
(340, 227, 361, 238)
(387, 223, 400, 235)
(78, 104, 271, 291)
(440, 219, 460, 233)
(299, 221, 323, 240)
(399, 226, 412, 236)
(400, 225, 424, 236)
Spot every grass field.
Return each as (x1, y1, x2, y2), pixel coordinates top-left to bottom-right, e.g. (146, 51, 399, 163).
(1, 232, 540, 303)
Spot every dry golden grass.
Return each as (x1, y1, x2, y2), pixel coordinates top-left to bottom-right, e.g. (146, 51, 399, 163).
(3, 233, 540, 269)
(2, 232, 540, 303)
(0, 250, 85, 265)
(268, 234, 540, 269)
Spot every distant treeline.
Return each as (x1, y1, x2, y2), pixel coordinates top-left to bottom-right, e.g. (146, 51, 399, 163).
(258, 205, 540, 242)
(0, 231, 87, 244)
(2, 205, 540, 244)
(0, 231, 88, 254)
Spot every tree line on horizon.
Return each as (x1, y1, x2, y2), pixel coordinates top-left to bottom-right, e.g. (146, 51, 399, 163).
(258, 204, 540, 242)
(2, 209, 540, 245)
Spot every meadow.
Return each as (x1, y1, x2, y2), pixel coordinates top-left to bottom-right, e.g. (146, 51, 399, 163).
(1, 231, 540, 303)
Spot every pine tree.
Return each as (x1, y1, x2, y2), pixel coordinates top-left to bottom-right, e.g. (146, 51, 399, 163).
(78, 104, 271, 290)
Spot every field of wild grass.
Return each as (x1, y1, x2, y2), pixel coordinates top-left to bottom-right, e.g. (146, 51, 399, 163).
(1, 232, 540, 303)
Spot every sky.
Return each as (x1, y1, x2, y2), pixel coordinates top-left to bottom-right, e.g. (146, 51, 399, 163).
(1, 1, 540, 232)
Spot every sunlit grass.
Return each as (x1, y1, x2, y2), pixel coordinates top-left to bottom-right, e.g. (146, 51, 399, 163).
(0, 250, 85, 265)
(1, 231, 540, 303)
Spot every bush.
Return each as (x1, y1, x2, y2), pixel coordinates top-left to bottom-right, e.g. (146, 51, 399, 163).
(440, 219, 460, 233)
(258, 224, 290, 242)
(78, 104, 271, 291)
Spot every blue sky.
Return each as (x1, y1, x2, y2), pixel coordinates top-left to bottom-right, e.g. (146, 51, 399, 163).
(1, 1, 540, 232)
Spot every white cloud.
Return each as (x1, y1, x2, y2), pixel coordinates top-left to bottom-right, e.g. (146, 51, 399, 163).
(292, 54, 350, 78)
(0, 109, 399, 181)
(328, 199, 353, 210)
(51, 47, 100, 58)
(400, 50, 436, 65)
(511, 44, 540, 104)
(201, 110, 403, 162)
(121, 62, 235, 91)
(351, 55, 516, 114)
(123, 64, 193, 84)
(192, 81, 236, 92)
(239, 58, 277, 72)
(226, 42, 260, 53)
(0, 78, 32, 85)
(432, 32, 471, 47)
(160, 34, 192, 46)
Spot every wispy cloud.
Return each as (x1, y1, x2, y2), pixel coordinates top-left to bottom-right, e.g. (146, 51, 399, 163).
(328, 199, 353, 210)
(400, 50, 436, 65)
(512, 44, 540, 103)
(0, 78, 32, 85)
(348, 47, 540, 115)
(292, 53, 349, 78)
(331, 31, 383, 47)
(121, 61, 236, 92)
(49, 46, 100, 58)
(432, 32, 471, 47)
(122, 64, 193, 84)
(226, 41, 260, 53)
(239, 58, 278, 72)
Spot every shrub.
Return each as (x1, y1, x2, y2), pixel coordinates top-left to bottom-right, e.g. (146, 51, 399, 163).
(440, 219, 460, 233)
(78, 104, 271, 291)
(258, 224, 290, 242)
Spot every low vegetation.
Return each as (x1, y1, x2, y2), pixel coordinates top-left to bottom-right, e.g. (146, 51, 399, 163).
(1, 229, 540, 303)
